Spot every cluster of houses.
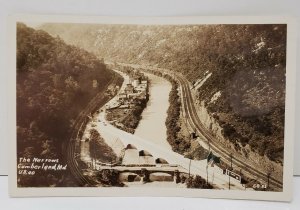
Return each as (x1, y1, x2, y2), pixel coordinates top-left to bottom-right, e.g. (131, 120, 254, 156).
(105, 74, 148, 110)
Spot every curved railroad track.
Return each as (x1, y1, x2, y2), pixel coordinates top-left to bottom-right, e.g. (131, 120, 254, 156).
(176, 74, 283, 190)
(66, 74, 119, 186)
(113, 62, 283, 190)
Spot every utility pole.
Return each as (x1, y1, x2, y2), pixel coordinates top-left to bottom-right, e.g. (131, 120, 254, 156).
(267, 172, 271, 190)
(228, 170, 231, 190)
(229, 153, 233, 190)
(240, 168, 246, 190)
(92, 137, 96, 170)
(188, 159, 191, 178)
(212, 167, 215, 185)
(266, 164, 274, 190)
(90, 139, 94, 170)
(206, 164, 209, 185)
(230, 153, 233, 169)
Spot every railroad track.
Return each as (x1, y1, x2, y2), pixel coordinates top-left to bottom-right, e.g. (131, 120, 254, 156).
(176, 74, 283, 190)
(113, 62, 283, 190)
(66, 74, 120, 186)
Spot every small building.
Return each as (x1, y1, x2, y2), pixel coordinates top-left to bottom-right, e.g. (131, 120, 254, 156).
(190, 132, 197, 139)
(122, 144, 139, 165)
(132, 79, 140, 88)
(155, 158, 169, 164)
(141, 80, 148, 84)
(139, 150, 155, 165)
(125, 84, 134, 94)
(135, 84, 147, 93)
(118, 93, 127, 100)
(127, 93, 139, 99)
(119, 104, 129, 109)
(105, 101, 120, 110)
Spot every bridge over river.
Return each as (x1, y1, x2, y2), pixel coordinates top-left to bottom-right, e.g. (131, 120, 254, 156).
(79, 69, 246, 190)
(96, 164, 188, 183)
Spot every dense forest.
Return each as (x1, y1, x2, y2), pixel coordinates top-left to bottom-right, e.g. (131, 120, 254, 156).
(40, 23, 286, 164)
(17, 23, 120, 186)
(89, 129, 117, 164)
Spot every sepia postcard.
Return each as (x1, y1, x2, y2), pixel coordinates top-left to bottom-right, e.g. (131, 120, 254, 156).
(8, 15, 296, 201)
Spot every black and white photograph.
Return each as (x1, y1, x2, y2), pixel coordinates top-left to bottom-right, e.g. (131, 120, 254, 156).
(8, 15, 296, 201)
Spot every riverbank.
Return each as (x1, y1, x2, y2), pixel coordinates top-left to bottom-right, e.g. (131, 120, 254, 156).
(105, 70, 149, 134)
(78, 65, 244, 190)
(79, 69, 172, 165)
(140, 68, 209, 161)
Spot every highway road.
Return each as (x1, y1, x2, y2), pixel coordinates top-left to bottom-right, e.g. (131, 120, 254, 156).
(89, 67, 245, 190)
(113, 62, 283, 190)
(176, 73, 283, 190)
(96, 111, 244, 190)
(70, 61, 281, 190)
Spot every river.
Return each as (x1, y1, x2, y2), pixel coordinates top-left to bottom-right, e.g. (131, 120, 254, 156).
(78, 70, 244, 189)
(134, 73, 172, 150)
(80, 71, 172, 161)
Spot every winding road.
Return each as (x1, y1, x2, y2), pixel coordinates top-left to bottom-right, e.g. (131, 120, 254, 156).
(96, 111, 244, 190)
(85, 67, 244, 190)
(114, 62, 283, 190)
(176, 73, 283, 190)
(70, 61, 282, 190)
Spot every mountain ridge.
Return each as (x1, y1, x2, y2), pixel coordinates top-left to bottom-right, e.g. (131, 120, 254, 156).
(39, 23, 286, 165)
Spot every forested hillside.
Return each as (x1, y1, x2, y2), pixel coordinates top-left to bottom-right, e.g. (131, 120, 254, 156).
(40, 23, 286, 164)
(17, 23, 119, 186)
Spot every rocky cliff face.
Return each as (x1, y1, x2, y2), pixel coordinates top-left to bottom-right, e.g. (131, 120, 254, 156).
(194, 98, 282, 180)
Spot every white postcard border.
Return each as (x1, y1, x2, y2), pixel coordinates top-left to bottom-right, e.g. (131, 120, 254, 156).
(8, 14, 297, 201)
